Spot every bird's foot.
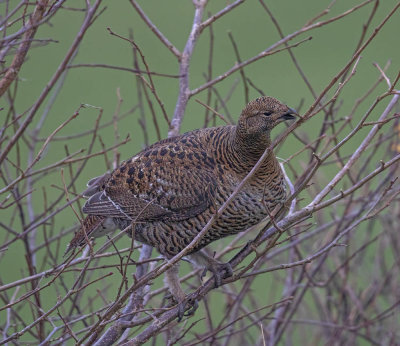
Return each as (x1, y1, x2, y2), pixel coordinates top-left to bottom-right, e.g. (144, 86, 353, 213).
(164, 264, 199, 321)
(205, 261, 233, 288)
(164, 292, 199, 322)
(177, 295, 199, 322)
(187, 251, 234, 288)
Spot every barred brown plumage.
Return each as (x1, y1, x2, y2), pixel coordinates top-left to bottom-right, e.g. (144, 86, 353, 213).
(66, 96, 296, 318)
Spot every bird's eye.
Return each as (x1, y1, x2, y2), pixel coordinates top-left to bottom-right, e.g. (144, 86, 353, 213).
(263, 111, 272, 116)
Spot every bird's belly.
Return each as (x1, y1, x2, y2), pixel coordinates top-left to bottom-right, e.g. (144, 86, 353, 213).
(212, 191, 270, 235)
(132, 189, 282, 257)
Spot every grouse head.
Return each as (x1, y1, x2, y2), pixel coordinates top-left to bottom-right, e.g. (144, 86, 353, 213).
(237, 96, 296, 136)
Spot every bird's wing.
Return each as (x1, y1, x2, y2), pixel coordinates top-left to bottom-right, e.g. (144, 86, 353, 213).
(82, 173, 111, 197)
(82, 145, 217, 222)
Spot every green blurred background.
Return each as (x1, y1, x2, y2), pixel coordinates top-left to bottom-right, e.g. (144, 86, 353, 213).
(1, 0, 400, 343)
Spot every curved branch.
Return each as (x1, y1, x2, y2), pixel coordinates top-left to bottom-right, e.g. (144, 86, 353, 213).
(0, 0, 103, 167)
(0, 0, 50, 97)
(168, 0, 208, 137)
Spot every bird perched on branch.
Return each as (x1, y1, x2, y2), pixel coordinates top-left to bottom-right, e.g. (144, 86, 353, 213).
(67, 96, 296, 317)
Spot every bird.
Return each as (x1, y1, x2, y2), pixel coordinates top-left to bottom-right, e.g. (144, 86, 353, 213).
(67, 96, 296, 317)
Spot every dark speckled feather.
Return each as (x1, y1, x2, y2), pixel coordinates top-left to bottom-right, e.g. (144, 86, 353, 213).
(68, 96, 296, 257)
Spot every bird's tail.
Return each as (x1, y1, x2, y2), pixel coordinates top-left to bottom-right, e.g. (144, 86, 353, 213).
(64, 214, 117, 256)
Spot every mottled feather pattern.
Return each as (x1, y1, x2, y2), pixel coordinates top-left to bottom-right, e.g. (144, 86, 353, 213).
(68, 96, 296, 257)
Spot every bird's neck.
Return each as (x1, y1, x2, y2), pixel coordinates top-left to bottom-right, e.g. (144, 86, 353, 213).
(232, 127, 274, 167)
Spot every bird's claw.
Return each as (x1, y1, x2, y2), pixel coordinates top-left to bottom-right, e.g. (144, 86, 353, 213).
(164, 293, 199, 322)
(177, 296, 199, 322)
(200, 267, 208, 280)
(199, 261, 233, 287)
(211, 261, 233, 288)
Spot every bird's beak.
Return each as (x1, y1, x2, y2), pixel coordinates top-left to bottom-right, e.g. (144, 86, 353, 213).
(280, 108, 297, 121)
